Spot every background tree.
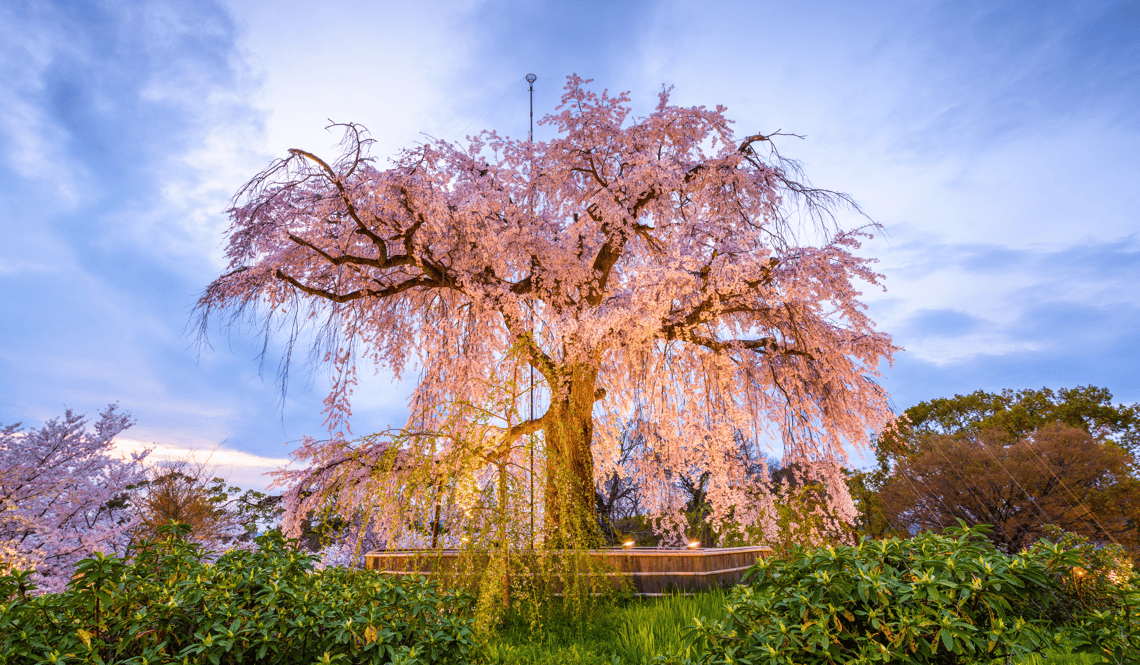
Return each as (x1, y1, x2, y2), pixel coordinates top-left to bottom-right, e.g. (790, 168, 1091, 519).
(130, 461, 283, 548)
(845, 465, 902, 541)
(851, 385, 1140, 541)
(0, 405, 149, 592)
(881, 385, 1139, 462)
(198, 76, 895, 550)
(878, 423, 1139, 556)
(594, 425, 644, 545)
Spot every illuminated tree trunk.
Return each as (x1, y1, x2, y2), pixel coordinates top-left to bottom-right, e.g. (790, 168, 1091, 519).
(542, 363, 600, 546)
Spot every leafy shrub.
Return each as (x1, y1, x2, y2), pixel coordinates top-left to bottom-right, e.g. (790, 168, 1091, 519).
(1026, 527, 1140, 665)
(0, 523, 476, 664)
(685, 525, 1077, 665)
(1069, 580, 1140, 665)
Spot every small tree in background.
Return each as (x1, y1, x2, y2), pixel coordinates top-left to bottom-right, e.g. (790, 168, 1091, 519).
(133, 466, 235, 547)
(130, 460, 284, 550)
(0, 405, 148, 592)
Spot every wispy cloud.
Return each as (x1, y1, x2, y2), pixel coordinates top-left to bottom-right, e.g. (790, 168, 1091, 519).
(877, 236, 1140, 406)
(0, 1, 344, 461)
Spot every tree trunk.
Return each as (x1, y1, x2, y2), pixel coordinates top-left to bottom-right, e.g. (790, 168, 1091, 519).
(542, 363, 599, 546)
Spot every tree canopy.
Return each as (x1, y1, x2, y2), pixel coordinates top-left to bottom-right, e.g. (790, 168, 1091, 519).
(893, 386, 1138, 452)
(880, 424, 1139, 555)
(858, 386, 1140, 554)
(0, 405, 149, 592)
(197, 76, 896, 548)
(872, 385, 1139, 477)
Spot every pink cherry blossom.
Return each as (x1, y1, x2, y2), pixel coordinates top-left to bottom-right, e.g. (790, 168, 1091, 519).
(198, 76, 896, 550)
(0, 405, 149, 592)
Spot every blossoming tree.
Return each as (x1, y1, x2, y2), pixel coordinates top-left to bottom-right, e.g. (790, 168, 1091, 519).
(196, 76, 895, 549)
(0, 405, 149, 592)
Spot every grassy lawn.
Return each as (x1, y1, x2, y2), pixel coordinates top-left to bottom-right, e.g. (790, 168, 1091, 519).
(479, 589, 1102, 665)
(480, 590, 729, 665)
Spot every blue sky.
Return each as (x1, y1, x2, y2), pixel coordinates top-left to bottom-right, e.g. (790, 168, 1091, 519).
(1, 0, 1137, 489)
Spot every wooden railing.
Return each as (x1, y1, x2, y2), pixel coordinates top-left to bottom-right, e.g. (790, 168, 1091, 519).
(365, 546, 771, 596)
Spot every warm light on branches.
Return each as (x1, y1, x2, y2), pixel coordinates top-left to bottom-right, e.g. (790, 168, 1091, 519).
(198, 75, 896, 553)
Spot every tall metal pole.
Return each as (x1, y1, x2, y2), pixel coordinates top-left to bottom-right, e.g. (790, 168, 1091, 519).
(527, 73, 536, 143)
(525, 73, 536, 548)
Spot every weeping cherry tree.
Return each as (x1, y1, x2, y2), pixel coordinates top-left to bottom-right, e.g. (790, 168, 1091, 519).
(196, 76, 896, 553)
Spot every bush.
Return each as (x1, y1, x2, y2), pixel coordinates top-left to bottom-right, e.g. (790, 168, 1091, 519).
(0, 523, 476, 664)
(686, 525, 1077, 665)
(1026, 527, 1140, 665)
(1071, 579, 1140, 665)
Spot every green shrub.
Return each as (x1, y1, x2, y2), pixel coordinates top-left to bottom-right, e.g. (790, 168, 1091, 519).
(1071, 583, 1140, 665)
(0, 523, 476, 664)
(1026, 527, 1140, 665)
(685, 525, 1076, 665)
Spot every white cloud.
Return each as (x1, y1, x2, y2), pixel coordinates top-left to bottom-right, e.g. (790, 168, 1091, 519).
(899, 335, 1044, 366)
(113, 437, 293, 492)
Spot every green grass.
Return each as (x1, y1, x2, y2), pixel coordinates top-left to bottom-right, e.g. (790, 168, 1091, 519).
(478, 589, 1102, 665)
(1060, 656, 1103, 665)
(612, 590, 729, 664)
(478, 600, 622, 665)
(1020, 653, 1102, 665)
(480, 590, 729, 665)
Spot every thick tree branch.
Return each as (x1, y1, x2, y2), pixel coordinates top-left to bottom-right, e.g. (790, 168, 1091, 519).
(485, 409, 555, 461)
(500, 310, 558, 385)
(664, 327, 813, 360)
(580, 154, 673, 305)
(274, 269, 444, 302)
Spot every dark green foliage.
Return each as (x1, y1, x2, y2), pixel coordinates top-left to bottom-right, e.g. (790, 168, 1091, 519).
(1028, 527, 1134, 624)
(882, 385, 1138, 457)
(686, 525, 1077, 665)
(1072, 589, 1140, 665)
(0, 523, 476, 664)
(5, 521, 1135, 665)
